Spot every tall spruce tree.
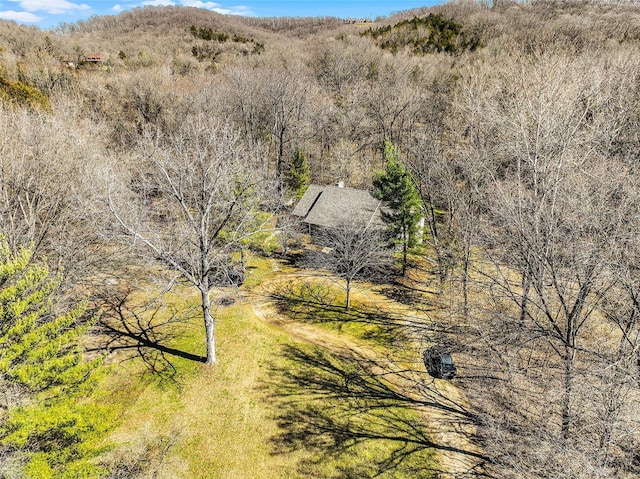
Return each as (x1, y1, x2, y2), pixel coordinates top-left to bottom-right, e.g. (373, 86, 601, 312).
(373, 140, 423, 276)
(285, 146, 310, 200)
(0, 236, 107, 478)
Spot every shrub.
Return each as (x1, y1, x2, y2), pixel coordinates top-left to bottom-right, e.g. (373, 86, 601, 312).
(0, 77, 51, 111)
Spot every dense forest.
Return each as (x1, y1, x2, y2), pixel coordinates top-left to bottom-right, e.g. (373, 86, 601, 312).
(1, 0, 640, 477)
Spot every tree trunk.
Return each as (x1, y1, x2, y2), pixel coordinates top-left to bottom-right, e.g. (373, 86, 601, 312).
(276, 125, 286, 196)
(402, 241, 408, 276)
(520, 274, 530, 325)
(426, 200, 448, 285)
(561, 353, 573, 439)
(402, 223, 408, 277)
(201, 286, 216, 365)
(462, 240, 471, 321)
(345, 281, 351, 310)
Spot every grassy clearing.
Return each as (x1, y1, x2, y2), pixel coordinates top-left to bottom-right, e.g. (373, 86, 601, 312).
(267, 343, 439, 478)
(268, 277, 421, 353)
(92, 255, 439, 478)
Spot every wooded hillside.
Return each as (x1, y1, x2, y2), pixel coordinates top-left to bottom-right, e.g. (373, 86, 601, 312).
(1, 1, 640, 477)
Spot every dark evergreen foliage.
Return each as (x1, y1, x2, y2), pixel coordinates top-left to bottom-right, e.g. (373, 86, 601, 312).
(284, 147, 310, 200)
(362, 14, 481, 55)
(372, 141, 422, 276)
(189, 25, 229, 42)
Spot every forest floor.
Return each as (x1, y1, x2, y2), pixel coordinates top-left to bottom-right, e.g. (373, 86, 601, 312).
(248, 258, 488, 479)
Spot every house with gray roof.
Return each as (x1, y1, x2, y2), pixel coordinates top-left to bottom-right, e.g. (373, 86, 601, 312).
(291, 184, 385, 236)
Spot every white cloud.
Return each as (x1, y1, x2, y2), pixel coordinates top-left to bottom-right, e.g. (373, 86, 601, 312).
(0, 9, 42, 21)
(112, 4, 123, 11)
(9, 0, 90, 14)
(180, 0, 253, 15)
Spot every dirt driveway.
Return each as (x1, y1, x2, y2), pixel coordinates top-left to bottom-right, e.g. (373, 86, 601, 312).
(248, 266, 488, 478)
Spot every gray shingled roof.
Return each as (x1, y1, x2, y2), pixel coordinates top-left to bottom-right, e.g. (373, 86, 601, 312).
(291, 184, 384, 229)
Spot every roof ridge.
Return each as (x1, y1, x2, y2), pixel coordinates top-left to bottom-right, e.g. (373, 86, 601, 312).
(303, 189, 323, 219)
(309, 183, 373, 194)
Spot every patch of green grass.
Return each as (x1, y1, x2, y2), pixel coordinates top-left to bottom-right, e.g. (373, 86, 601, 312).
(173, 302, 302, 479)
(242, 255, 281, 288)
(267, 343, 439, 478)
(271, 279, 409, 350)
(93, 255, 439, 478)
(96, 294, 297, 478)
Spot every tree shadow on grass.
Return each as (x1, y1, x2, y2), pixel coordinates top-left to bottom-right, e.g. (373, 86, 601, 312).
(378, 282, 433, 308)
(266, 280, 434, 348)
(264, 344, 491, 479)
(92, 287, 205, 382)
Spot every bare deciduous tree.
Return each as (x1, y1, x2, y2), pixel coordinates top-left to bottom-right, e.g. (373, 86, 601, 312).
(106, 115, 271, 364)
(223, 60, 313, 197)
(311, 221, 390, 310)
(0, 105, 107, 284)
(458, 46, 640, 477)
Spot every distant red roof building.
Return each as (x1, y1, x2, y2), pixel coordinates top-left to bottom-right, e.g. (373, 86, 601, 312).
(85, 54, 104, 63)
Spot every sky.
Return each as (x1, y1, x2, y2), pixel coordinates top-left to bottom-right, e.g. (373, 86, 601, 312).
(0, 0, 440, 30)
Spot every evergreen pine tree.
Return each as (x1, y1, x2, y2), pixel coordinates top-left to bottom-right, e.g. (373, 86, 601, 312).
(0, 236, 109, 478)
(372, 140, 423, 276)
(284, 147, 310, 200)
